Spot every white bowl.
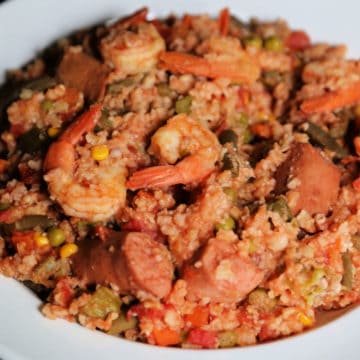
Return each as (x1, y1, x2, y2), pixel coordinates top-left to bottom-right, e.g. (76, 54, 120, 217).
(1, 1, 360, 359)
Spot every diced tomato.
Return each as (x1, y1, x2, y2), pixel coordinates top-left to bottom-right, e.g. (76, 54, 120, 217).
(353, 177, 360, 191)
(11, 230, 36, 256)
(0, 209, 11, 222)
(128, 303, 164, 321)
(187, 328, 218, 348)
(10, 124, 26, 137)
(53, 278, 75, 307)
(285, 31, 311, 51)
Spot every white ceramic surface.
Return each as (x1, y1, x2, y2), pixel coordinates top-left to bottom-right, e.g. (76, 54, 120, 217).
(1, 0, 360, 359)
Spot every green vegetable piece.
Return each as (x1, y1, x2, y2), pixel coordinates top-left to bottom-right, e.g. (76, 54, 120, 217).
(216, 216, 235, 231)
(223, 187, 237, 203)
(18, 127, 49, 154)
(329, 119, 349, 139)
(81, 287, 121, 319)
(222, 152, 240, 177)
(157, 83, 172, 97)
(219, 129, 238, 148)
(341, 251, 353, 290)
(267, 197, 292, 222)
(233, 112, 249, 127)
(41, 99, 53, 112)
(264, 36, 283, 52)
(0, 203, 11, 211)
(243, 35, 263, 49)
(305, 122, 347, 158)
(262, 71, 283, 88)
(33, 256, 58, 277)
(351, 234, 360, 251)
(218, 330, 239, 348)
(15, 215, 55, 231)
(175, 95, 192, 115)
(107, 313, 138, 336)
(25, 76, 57, 92)
(108, 76, 136, 93)
(48, 227, 66, 247)
(98, 109, 113, 129)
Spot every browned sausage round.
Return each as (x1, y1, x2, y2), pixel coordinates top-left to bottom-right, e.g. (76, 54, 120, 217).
(183, 236, 264, 303)
(275, 142, 341, 215)
(71, 230, 174, 299)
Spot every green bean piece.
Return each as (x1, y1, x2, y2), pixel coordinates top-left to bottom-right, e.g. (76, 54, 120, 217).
(341, 251, 353, 290)
(108, 76, 136, 93)
(222, 152, 240, 177)
(107, 313, 138, 336)
(305, 122, 348, 158)
(351, 234, 360, 251)
(215, 216, 235, 231)
(218, 330, 239, 348)
(219, 129, 238, 148)
(18, 127, 49, 154)
(48, 227, 66, 247)
(157, 83, 172, 97)
(15, 215, 55, 231)
(243, 35, 263, 49)
(0, 203, 11, 211)
(223, 187, 237, 203)
(25, 76, 57, 92)
(264, 36, 283, 52)
(81, 287, 121, 319)
(175, 95, 192, 115)
(267, 197, 292, 222)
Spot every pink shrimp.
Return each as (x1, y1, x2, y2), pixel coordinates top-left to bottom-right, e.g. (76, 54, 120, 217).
(126, 114, 221, 190)
(44, 104, 127, 221)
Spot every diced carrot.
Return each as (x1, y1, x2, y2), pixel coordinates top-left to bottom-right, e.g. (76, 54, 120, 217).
(218, 8, 230, 36)
(153, 327, 181, 346)
(11, 230, 36, 256)
(285, 31, 311, 51)
(184, 306, 209, 328)
(187, 328, 218, 348)
(301, 80, 360, 114)
(250, 122, 272, 138)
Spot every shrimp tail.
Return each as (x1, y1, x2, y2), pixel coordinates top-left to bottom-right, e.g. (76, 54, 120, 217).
(109, 7, 148, 31)
(61, 104, 102, 145)
(126, 165, 184, 190)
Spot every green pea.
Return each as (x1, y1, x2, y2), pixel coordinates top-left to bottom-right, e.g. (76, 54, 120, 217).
(216, 216, 235, 231)
(48, 227, 66, 247)
(41, 99, 53, 112)
(267, 197, 292, 222)
(243, 35, 263, 49)
(223, 187, 237, 203)
(175, 95, 192, 114)
(264, 36, 283, 52)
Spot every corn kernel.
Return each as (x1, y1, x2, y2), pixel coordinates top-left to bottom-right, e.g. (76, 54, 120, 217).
(47, 127, 61, 138)
(60, 243, 78, 258)
(91, 145, 109, 161)
(34, 232, 49, 247)
(298, 312, 313, 326)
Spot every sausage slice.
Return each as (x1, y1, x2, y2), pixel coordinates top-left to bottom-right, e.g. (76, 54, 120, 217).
(274, 142, 341, 215)
(183, 236, 264, 303)
(57, 50, 109, 101)
(72, 231, 173, 299)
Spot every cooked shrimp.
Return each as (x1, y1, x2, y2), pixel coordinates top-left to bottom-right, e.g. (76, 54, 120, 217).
(43, 104, 127, 221)
(100, 22, 165, 75)
(159, 51, 260, 84)
(126, 114, 221, 190)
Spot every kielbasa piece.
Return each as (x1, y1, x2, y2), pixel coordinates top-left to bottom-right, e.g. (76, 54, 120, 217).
(183, 237, 264, 303)
(274, 142, 341, 215)
(57, 51, 109, 101)
(72, 231, 174, 299)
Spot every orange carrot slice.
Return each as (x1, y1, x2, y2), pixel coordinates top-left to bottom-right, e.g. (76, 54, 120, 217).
(153, 327, 181, 346)
(301, 80, 360, 114)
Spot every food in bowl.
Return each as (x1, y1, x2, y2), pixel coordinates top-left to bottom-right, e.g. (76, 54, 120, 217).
(0, 6, 359, 349)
